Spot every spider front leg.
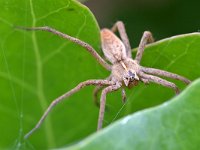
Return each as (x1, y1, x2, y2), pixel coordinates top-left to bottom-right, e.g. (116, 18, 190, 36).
(111, 21, 132, 58)
(24, 79, 114, 139)
(139, 72, 180, 94)
(16, 26, 111, 71)
(141, 66, 191, 84)
(135, 31, 154, 63)
(97, 83, 121, 130)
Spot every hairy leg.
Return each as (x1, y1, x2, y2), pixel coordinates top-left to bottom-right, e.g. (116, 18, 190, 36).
(135, 31, 154, 63)
(140, 78, 150, 84)
(97, 83, 121, 130)
(93, 85, 103, 107)
(16, 26, 111, 71)
(25, 79, 114, 139)
(141, 66, 191, 84)
(93, 76, 112, 107)
(139, 72, 180, 94)
(121, 88, 127, 103)
(111, 21, 132, 58)
(93, 87, 127, 106)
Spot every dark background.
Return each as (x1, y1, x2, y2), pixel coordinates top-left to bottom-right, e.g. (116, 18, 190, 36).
(85, 0, 200, 48)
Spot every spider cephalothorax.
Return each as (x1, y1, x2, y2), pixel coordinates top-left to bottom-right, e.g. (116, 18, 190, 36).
(111, 60, 140, 88)
(19, 21, 191, 139)
(123, 70, 139, 87)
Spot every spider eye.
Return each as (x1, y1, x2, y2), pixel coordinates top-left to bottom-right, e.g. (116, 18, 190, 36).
(128, 71, 135, 81)
(124, 77, 129, 80)
(128, 71, 135, 77)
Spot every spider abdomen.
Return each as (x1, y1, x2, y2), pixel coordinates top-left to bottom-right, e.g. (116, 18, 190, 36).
(101, 29, 127, 64)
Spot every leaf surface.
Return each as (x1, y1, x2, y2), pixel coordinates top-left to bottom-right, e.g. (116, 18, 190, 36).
(0, 0, 101, 149)
(66, 78, 200, 150)
(0, 0, 200, 149)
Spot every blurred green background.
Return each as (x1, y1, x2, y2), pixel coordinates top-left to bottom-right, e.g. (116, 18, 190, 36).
(85, 0, 200, 48)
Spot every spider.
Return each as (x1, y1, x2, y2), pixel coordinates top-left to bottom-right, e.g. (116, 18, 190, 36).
(18, 21, 191, 139)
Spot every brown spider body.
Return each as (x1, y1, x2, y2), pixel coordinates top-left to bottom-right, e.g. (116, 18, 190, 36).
(111, 59, 140, 87)
(101, 29, 139, 88)
(18, 21, 191, 139)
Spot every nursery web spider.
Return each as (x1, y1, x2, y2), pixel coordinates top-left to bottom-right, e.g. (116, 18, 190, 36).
(19, 21, 191, 139)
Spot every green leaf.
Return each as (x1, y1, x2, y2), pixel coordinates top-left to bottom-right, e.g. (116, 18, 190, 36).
(66, 78, 200, 150)
(1, 0, 200, 149)
(0, 0, 101, 149)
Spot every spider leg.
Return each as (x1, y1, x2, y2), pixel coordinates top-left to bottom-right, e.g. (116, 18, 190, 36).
(139, 72, 180, 94)
(111, 21, 132, 58)
(97, 83, 121, 130)
(93, 76, 112, 107)
(93, 86, 126, 107)
(93, 85, 103, 107)
(135, 31, 154, 64)
(141, 66, 191, 84)
(140, 78, 150, 85)
(121, 88, 127, 103)
(16, 26, 111, 71)
(24, 79, 114, 139)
